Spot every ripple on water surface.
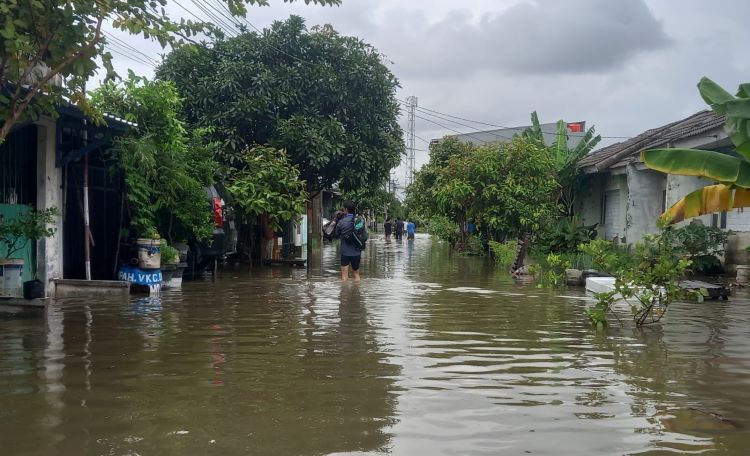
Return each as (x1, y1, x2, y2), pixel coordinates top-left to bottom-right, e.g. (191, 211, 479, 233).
(1, 235, 749, 455)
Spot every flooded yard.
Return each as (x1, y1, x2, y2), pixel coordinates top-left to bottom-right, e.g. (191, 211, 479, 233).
(2, 234, 750, 455)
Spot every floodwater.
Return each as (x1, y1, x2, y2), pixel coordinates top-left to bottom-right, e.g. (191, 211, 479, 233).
(2, 235, 750, 455)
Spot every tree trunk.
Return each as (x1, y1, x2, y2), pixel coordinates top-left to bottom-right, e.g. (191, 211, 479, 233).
(306, 192, 323, 275)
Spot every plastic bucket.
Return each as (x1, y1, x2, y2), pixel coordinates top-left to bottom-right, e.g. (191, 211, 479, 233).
(0, 259, 24, 297)
(136, 238, 161, 269)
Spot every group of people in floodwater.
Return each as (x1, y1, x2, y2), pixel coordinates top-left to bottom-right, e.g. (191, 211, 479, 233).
(382, 217, 415, 241)
(324, 200, 416, 282)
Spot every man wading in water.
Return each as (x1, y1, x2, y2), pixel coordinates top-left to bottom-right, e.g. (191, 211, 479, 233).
(330, 200, 367, 282)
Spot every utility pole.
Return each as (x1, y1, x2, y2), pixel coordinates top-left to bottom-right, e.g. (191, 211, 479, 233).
(405, 96, 417, 188)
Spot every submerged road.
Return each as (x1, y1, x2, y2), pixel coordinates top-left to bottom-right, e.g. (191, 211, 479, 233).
(2, 234, 750, 455)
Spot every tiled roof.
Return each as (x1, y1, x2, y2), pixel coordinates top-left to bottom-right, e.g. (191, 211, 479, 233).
(579, 110, 725, 171)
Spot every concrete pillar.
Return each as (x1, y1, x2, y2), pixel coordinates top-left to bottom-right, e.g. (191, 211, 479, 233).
(36, 118, 64, 296)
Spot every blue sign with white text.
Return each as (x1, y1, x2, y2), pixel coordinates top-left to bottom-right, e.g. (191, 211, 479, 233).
(118, 265, 162, 285)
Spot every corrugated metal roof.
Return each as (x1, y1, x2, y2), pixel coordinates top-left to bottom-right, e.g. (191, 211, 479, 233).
(579, 110, 725, 171)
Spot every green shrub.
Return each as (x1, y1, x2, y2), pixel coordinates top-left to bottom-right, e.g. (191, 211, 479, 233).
(673, 221, 730, 256)
(463, 233, 486, 256)
(489, 240, 517, 268)
(579, 224, 704, 328)
(535, 216, 598, 254)
(427, 215, 460, 245)
(565, 252, 593, 270)
(672, 222, 730, 274)
(160, 240, 180, 265)
(539, 252, 572, 287)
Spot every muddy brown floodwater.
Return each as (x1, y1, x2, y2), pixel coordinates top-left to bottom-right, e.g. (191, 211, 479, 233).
(2, 234, 750, 455)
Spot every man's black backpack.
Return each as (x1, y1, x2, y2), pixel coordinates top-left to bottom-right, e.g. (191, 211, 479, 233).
(342, 216, 369, 250)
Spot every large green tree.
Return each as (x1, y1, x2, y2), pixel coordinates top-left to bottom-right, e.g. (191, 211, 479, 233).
(0, 0, 339, 143)
(155, 15, 404, 195)
(405, 136, 472, 223)
(407, 136, 559, 250)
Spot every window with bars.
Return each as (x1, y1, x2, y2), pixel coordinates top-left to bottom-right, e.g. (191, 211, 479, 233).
(0, 126, 38, 206)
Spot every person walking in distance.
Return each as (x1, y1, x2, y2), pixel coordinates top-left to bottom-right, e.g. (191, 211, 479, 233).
(395, 219, 404, 241)
(406, 220, 416, 240)
(384, 217, 393, 241)
(330, 200, 367, 282)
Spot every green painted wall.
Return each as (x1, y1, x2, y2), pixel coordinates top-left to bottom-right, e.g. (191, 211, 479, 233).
(0, 204, 35, 282)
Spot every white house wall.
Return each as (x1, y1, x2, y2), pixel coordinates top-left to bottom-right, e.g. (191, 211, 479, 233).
(577, 172, 627, 241)
(724, 210, 750, 266)
(624, 165, 667, 244)
(726, 209, 750, 232)
(665, 174, 713, 228)
(35, 118, 64, 296)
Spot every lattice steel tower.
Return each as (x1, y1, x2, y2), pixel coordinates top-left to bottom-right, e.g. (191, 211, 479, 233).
(405, 96, 418, 187)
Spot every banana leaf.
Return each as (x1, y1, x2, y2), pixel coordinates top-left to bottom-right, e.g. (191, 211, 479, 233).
(662, 184, 750, 224)
(570, 125, 601, 159)
(551, 120, 568, 168)
(698, 77, 734, 115)
(641, 148, 750, 188)
(698, 76, 750, 159)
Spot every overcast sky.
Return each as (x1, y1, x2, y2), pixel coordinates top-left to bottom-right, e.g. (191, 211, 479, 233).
(102, 0, 750, 188)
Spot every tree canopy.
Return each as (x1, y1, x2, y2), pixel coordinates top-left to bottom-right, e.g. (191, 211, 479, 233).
(406, 136, 560, 249)
(226, 146, 308, 230)
(91, 74, 217, 242)
(156, 15, 404, 194)
(0, 0, 340, 143)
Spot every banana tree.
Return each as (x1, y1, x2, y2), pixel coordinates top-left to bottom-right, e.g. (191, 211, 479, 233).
(521, 111, 602, 215)
(642, 77, 750, 223)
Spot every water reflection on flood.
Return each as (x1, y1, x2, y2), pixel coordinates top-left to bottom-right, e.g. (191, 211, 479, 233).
(1, 234, 750, 455)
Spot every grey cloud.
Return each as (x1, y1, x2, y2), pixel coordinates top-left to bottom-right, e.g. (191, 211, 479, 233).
(379, 0, 671, 78)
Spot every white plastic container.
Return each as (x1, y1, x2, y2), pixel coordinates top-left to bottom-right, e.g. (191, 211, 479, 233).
(0, 259, 24, 297)
(136, 238, 161, 269)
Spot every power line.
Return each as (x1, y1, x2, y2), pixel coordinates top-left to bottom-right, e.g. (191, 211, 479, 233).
(172, 0, 206, 23)
(189, 0, 239, 37)
(399, 100, 515, 141)
(414, 113, 490, 145)
(173, 0, 240, 38)
(195, 0, 242, 35)
(108, 47, 156, 68)
(105, 34, 160, 66)
(399, 97, 633, 140)
(207, 0, 249, 32)
(414, 134, 431, 145)
(105, 38, 157, 68)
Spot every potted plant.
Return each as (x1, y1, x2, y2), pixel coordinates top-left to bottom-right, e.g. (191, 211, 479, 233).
(0, 207, 59, 299)
(135, 228, 161, 270)
(159, 240, 180, 288)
